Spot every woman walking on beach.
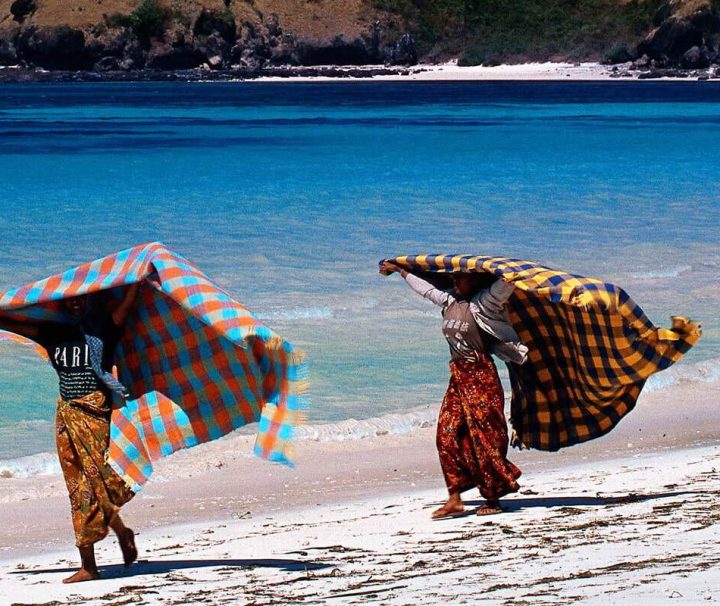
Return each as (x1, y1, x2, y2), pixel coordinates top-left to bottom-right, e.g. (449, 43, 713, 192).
(380, 261, 527, 518)
(0, 286, 139, 583)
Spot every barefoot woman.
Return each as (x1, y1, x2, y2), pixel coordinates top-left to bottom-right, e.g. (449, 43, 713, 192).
(0, 285, 139, 582)
(380, 262, 528, 518)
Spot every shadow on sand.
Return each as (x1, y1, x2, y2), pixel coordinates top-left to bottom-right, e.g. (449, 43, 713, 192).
(461, 490, 700, 511)
(11, 558, 332, 579)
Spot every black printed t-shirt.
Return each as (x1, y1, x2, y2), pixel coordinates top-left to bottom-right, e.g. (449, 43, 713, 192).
(36, 318, 122, 401)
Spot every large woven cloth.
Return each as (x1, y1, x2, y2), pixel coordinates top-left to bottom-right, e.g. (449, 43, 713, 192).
(383, 254, 701, 451)
(0, 242, 308, 491)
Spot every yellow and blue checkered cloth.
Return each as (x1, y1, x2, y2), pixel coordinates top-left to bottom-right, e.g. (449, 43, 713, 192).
(383, 254, 702, 451)
(1, 243, 308, 491)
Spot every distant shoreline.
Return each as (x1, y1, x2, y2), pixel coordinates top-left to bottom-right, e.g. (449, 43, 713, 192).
(1, 61, 719, 84)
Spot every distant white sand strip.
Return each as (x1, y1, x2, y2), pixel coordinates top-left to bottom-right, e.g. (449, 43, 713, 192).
(255, 62, 616, 82)
(379, 61, 616, 81)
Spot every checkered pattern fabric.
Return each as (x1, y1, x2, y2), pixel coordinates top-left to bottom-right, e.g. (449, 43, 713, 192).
(0, 243, 308, 491)
(383, 254, 701, 451)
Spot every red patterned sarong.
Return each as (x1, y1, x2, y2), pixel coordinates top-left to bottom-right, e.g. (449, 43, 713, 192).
(436, 354, 521, 499)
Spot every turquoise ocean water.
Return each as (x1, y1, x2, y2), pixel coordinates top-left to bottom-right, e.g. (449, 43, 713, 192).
(0, 81, 719, 473)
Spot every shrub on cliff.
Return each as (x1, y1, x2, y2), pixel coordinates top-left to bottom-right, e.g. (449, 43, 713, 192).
(108, 0, 170, 43)
(193, 8, 236, 42)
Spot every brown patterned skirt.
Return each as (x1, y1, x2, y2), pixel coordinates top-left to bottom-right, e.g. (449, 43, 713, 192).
(436, 354, 521, 500)
(55, 391, 134, 547)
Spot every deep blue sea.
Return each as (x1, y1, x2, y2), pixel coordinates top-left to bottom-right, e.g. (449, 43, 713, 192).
(1, 81, 719, 473)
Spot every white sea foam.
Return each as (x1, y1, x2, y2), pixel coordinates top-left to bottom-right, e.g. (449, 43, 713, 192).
(0, 452, 60, 479)
(631, 265, 693, 279)
(256, 307, 333, 320)
(295, 406, 438, 442)
(644, 356, 720, 392)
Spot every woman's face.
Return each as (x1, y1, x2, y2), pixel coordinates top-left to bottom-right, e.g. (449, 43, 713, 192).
(451, 273, 476, 298)
(62, 295, 89, 318)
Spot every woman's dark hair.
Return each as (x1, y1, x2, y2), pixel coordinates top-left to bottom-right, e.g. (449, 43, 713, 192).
(415, 270, 498, 295)
(463, 272, 499, 293)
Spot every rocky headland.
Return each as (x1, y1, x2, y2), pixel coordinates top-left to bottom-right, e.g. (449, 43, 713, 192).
(0, 0, 719, 80)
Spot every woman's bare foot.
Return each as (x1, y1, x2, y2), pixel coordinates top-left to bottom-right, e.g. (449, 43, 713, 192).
(476, 500, 502, 516)
(64, 545, 99, 583)
(63, 568, 100, 583)
(110, 515, 137, 568)
(432, 492, 465, 519)
(118, 527, 137, 568)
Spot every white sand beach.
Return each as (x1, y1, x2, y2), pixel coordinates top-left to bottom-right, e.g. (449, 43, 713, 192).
(253, 61, 719, 82)
(251, 62, 616, 82)
(377, 62, 618, 81)
(1, 379, 720, 604)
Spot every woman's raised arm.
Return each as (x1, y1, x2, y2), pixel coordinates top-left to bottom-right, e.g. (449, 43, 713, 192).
(111, 283, 140, 327)
(380, 261, 454, 308)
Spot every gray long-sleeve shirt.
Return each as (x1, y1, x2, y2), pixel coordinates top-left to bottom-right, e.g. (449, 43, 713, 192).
(404, 273, 528, 365)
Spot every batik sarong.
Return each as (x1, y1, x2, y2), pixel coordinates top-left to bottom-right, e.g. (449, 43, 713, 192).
(437, 354, 521, 500)
(56, 391, 134, 547)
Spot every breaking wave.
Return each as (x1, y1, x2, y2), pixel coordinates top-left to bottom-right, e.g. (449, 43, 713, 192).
(295, 406, 438, 442)
(644, 356, 720, 392)
(631, 265, 692, 279)
(0, 452, 59, 479)
(255, 307, 333, 320)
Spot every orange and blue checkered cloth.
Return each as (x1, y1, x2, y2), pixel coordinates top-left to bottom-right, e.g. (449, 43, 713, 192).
(383, 254, 702, 451)
(0, 242, 308, 491)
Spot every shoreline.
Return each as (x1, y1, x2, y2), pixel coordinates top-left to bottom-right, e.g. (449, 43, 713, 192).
(1, 61, 720, 84)
(3, 354, 719, 478)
